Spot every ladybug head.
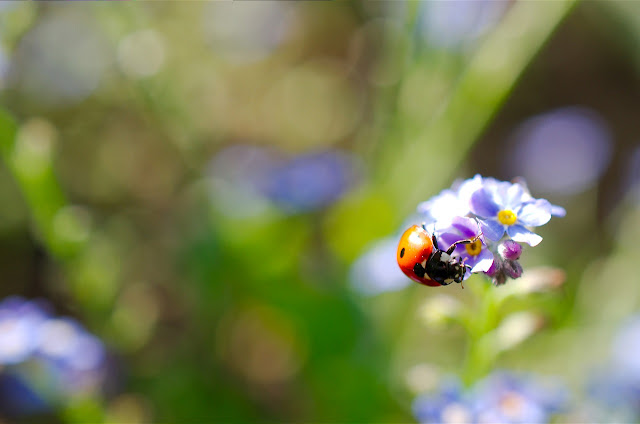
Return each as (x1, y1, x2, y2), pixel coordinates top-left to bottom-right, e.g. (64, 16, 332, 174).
(425, 249, 469, 286)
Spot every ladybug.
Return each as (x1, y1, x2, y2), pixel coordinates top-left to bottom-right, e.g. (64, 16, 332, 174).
(397, 225, 475, 287)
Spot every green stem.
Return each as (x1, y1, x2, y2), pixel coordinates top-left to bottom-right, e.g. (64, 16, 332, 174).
(382, 0, 579, 215)
(0, 110, 71, 257)
(461, 280, 500, 386)
(0, 109, 120, 313)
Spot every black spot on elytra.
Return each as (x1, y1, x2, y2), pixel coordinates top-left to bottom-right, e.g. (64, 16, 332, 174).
(400, 247, 405, 258)
(413, 262, 425, 278)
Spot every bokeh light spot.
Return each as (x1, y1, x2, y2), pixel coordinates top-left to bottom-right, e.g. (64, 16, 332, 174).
(202, 2, 292, 64)
(216, 305, 306, 385)
(263, 61, 363, 149)
(507, 107, 613, 195)
(13, 118, 56, 180)
(117, 29, 166, 79)
(52, 205, 92, 246)
(10, 11, 111, 105)
(419, 0, 508, 50)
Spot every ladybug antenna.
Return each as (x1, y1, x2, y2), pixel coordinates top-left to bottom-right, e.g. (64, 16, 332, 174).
(432, 233, 440, 250)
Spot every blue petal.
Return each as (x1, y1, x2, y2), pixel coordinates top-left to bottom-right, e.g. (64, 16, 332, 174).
(504, 182, 526, 209)
(470, 188, 500, 218)
(551, 204, 566, 217)
(470, 249, 494, 273)
(517, 199, 551, 227)
(508, 224, 542, 246)
(438, 232, 466, 255)
(439, 231, 462, 244)
(456, 174, 484, 204)
(451, 216, 480, 239)
(416, 200, 430, 215)
(418, 190, 469, 222)
(478, 218, 505, 241)
(489, 180, 519, 208)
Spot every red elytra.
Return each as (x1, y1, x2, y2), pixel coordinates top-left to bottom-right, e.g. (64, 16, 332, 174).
(396, 225, 441, 287)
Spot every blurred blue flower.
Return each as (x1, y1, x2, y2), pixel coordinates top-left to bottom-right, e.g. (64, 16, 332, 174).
(413, 379, 474, 424)
(472, 372, 567, 424)
(584, 316, 640, 422)
(0, 296, 108, 416)
(506, 107, 613, 196)
(437, 216, 493, 276)
(0, 298, 49, 365)
(259, 151, 359, 214)
(36, 318, 107, 394)
(613, 315, 640, 378)
(586, 368, 640, 423)
(209, 145, 359, 216)
(413, 372, 567, 424)
(208, 144, 281, 219)
(470, 179, 555, 246)
(599, 316, 640, 405)
(418, 0, 507, 51)
(350, 236, 412, 295)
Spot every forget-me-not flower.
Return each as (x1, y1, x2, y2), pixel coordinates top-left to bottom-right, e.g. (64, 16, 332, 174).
(0, 298, 49, 365)
(412, 372, 567, 424)
(418, 174, 485, 225)
(437, 216, 493, 275)
(413, 379, 474, 424)
(351, 174, 565, 292)
(470, 179, 555, 246)
(0, 296, 109, 416)
(472, 372, 567, 424)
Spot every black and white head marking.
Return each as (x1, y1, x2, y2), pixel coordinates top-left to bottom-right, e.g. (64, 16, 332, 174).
(424, 234, 472, 286)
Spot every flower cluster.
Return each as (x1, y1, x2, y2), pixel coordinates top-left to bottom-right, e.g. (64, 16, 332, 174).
(413, 372, 567, 424)
(0, 296, 109, 416)
(418, 175, 565, 285)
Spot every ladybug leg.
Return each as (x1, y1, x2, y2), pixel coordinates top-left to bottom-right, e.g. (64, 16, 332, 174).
(458, 258, 471, 290)
(421, 222, 440, 250)
(445, 239, 471, 255)
(445, 234, 481, 255)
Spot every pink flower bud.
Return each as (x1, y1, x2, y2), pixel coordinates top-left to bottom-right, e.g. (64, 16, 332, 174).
(503, 259, 523, 279)
(498, 240, 522, 261)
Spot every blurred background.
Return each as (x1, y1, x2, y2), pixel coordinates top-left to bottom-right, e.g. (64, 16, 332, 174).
(0, 1, 640, 422)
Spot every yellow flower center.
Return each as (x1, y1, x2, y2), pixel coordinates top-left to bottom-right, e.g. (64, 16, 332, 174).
(465, 240, 482, 256)
(497, 209, 517, 226)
